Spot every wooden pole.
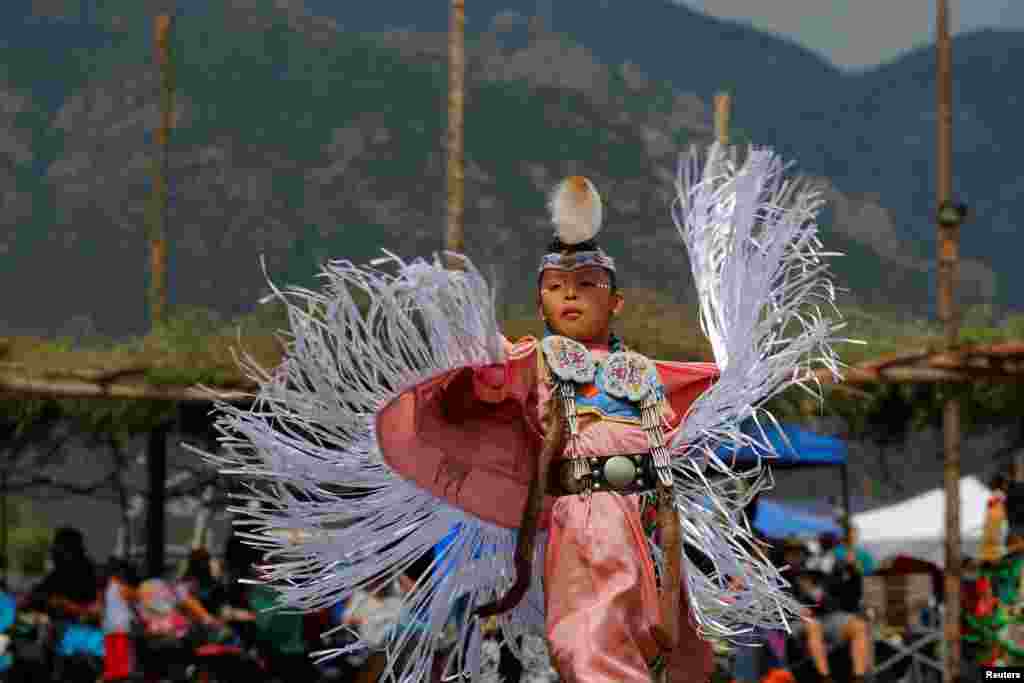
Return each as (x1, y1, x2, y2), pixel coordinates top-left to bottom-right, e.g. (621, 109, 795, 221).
(110, 436, 132, 559)
(936, 1, 962, 681)
(149, 14, 175, 328)
(191, 484, 215, 549)
(714, 92, 731, 146)
(1, 470, 7, 590)
(712, 92, 732, 184)
(146, 424, 168, 578)
(841, 461, 852, 525)
(445, 0, 466, 271)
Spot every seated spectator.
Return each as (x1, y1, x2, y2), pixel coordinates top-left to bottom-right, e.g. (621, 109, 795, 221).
(25, 527, 101, 623)
(353, 550, 441, 683)
(246, 581, 316, 681)
(102, 559, 140, 682)
(136, 575, 226, 644)
(981, 474, 1010, 564)
(220, 533, 260, 627)
(778, 541, 824, 675)
(180, 547, 228, 619)
(836, 525, 874, 576)
(334, 575, 403, 681)
(24, 527, 105, 667)
(786, 527, 875, 683)
(1006, 474, 1024, 540)
(219, 533, 316, 681)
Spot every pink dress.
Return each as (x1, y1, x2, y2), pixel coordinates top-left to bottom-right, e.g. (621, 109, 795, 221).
(536, 344, 713, 682)
(376, 336, 718, 682)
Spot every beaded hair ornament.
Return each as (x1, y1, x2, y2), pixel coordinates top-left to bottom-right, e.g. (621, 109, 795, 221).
(538, 176, 672, 495)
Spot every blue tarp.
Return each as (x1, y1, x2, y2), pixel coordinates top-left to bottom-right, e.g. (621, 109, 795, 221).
(716, 423, 846, 538)
(752, 499, 842, 538)
(717, 422, 847, 468)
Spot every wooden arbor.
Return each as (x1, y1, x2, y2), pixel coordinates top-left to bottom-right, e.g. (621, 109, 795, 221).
(0, 329, 282, 577)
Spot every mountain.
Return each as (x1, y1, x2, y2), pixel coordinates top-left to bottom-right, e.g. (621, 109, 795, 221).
(312, 0, 1019, 309)
(0, 0, 1009, 339)
(831, 29, 1024, 307)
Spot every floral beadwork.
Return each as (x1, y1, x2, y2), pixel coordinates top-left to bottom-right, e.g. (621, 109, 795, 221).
(601, 352, 658, 402)
(542, 336, 597, 384)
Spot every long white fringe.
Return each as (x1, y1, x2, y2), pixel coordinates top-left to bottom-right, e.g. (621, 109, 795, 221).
(186, 252, 537, 682)
(665, 142, 850, 640)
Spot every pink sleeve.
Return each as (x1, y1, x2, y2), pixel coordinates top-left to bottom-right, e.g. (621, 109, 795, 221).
(470, 336, 536, 405)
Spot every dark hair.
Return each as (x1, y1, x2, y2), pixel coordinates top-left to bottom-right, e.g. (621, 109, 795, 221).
(184, 547, 214, 585)
(224, 533, 262, 578)
(51, 527, 89, 568)
(539, 239, 618, 293)
(53, 527, 86, 554)
(107, 558, 141, 587)
(991, 473, 1009, 492)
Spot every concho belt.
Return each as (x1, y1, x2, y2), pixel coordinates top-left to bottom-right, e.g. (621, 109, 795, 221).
(547, 452, 659, 497)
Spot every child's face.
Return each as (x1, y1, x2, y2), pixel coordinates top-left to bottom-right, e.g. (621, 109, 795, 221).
(538, 266, 623, 344)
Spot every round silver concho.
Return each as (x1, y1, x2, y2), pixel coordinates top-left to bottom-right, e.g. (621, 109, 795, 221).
(603, 456, 637, 490)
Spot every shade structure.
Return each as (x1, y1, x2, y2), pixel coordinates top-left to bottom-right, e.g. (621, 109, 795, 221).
(716, 423, 847, 468)
(752, 499, 842, 539)
(852, 476, 991, 567)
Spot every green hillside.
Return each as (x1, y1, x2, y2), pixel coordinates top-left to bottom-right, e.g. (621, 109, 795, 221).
(0, 0, 959, 339)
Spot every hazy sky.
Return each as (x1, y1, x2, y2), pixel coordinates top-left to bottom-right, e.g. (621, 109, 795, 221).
(677, 0, 1024, 70)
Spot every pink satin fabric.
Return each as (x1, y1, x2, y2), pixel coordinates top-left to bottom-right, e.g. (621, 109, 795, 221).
(375, 337, 718, 681)
(545, 493, 715, 682)
(539, 346, 713, 682)
(545, 491, 660, 682)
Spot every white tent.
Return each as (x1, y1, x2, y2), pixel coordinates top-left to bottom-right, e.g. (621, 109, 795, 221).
(852, 476, 992, 567)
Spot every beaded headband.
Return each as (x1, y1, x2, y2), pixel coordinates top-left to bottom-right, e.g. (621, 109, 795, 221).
(538, 249, 616, 274)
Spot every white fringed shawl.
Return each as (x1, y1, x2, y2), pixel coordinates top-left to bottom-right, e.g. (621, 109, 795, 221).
(188, 142, 848, 681)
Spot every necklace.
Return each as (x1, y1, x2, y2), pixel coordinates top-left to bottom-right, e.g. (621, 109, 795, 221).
(541, 335, 674, 493)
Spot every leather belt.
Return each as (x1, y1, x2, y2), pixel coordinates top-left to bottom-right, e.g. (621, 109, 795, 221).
(547, 452, 660, 497)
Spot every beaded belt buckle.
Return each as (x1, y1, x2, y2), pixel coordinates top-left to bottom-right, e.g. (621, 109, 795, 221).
(547, 453, 658, 497)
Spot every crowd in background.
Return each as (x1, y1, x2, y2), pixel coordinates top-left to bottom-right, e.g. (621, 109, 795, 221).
(0, 525, 349, 682)
(960, 469, 1024, 669)
(0, 522, 531, 683)
(19, 479, 1024, 683)
(729, 465, 1024, 683)
(728, 522, 878, 683)
(0, 516, 883, 683)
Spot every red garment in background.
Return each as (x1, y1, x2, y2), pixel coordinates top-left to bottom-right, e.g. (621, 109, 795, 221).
(102, 632, 134, 681)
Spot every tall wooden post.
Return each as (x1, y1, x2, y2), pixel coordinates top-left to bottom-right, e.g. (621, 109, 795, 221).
(192, 484, 215, 549)
(936, 1, 962, 681)
(714, 93, 731, 146)
(445, 0, 466, 271)
(1, 471, 7, 590)
(149, 14, 175, 327)
(145, 13, 176, 580)
(146, 424, 168, 578)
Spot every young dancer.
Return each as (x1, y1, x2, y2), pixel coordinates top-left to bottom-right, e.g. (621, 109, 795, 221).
(197, 143, 844, 681)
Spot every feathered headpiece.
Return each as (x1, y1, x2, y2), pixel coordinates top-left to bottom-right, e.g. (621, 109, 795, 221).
(538, 175, 616, 274)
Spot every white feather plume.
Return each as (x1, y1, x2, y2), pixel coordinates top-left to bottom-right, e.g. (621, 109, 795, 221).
(547, 175, 603, 245)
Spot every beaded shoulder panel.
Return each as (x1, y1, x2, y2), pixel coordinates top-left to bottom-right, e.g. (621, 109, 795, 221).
(541, 336, 597, 384)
